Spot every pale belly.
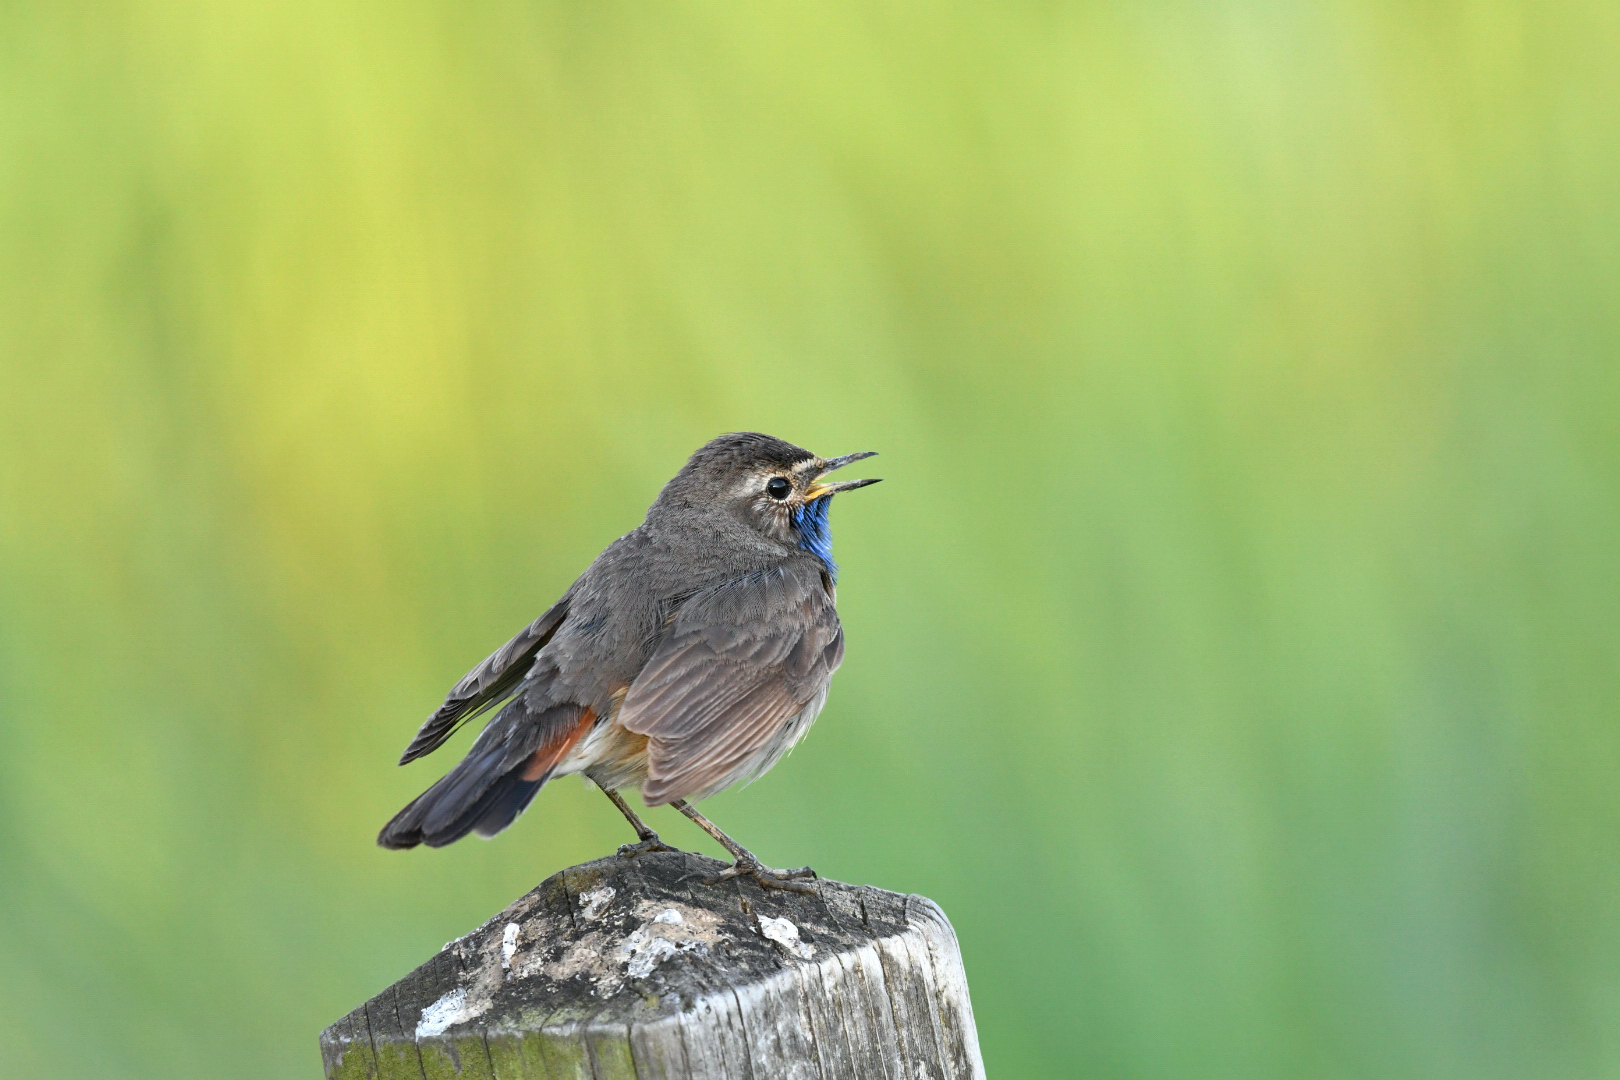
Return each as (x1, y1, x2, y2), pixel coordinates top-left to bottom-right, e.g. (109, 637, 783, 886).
(560, 715, 650, 793)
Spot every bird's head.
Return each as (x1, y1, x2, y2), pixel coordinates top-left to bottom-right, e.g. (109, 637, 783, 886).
(653, 432, 881, 574)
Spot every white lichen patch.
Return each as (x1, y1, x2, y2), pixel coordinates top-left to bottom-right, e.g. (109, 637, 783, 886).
(501, 923, 521, 973)
(616, 901, 720, 978)
(622, 927, 683, 978)
(629, 898, 718, 934)
(510, 897, 727, 999)
(578, 885, 616, 920)
(758, 915, 815, 959)
(415, 987, 489, 1038)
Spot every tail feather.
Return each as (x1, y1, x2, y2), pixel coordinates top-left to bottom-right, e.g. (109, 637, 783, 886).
(469, 775, 548, 839)
(378, 763, 546, 849)
(378, 701, 595, 850)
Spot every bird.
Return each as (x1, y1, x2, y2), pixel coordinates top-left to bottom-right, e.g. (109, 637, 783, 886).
(377, 432, 881, 892)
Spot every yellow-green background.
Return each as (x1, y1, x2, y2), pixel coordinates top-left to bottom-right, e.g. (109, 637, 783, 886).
(2, 2, 1617, 1077)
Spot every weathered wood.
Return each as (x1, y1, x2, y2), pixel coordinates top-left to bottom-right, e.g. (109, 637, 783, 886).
(321, 851, 985, 1080)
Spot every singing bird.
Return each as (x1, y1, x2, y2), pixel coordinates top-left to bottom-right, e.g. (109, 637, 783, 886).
(378, 433, 881, 891)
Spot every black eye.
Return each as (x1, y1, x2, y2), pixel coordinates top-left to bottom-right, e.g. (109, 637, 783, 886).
(766, 477, 792, 500)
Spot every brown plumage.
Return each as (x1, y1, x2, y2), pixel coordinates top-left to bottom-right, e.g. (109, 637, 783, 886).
(377, 433, 880, 890)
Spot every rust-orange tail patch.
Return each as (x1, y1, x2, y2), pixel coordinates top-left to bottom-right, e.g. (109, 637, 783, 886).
(521, 706, 596, 781)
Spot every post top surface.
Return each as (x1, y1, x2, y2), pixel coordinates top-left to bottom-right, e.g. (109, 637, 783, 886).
(323, 850, 942, 1045)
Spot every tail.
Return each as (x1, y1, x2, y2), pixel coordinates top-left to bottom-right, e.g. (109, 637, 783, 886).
(378, 702, 594, 850)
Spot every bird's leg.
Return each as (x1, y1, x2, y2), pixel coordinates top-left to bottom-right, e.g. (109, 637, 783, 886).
(670, 799, 818, 893)
(601, 787, 680, 857)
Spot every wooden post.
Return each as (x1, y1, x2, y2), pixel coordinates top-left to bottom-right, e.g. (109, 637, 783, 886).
(320, 850, 985, 1079)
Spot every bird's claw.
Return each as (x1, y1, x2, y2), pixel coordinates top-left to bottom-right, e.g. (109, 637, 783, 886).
(618, 834, 680, 858)
(703, 858, 819, 893)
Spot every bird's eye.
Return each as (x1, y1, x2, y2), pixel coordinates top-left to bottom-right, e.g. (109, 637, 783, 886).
(766, 477, 792, 500)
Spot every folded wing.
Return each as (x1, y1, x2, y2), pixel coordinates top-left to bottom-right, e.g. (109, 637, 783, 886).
(619, 566, 844, 805)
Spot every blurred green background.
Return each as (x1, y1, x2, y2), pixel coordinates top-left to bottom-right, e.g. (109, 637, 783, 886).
(2, 2, 1618, 1077)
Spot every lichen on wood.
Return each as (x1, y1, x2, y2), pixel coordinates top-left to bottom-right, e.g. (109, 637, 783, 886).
(319, 850, 984, 1079)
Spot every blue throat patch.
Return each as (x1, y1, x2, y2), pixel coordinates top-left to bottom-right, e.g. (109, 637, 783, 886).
(792, 497, 838, 579)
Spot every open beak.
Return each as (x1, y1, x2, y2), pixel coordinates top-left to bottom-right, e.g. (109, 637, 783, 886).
(805, 451, 882, 500)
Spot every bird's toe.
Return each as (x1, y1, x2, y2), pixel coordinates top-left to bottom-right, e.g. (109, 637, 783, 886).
(618, 834, 681, 858)
(702, 858, 818, 893)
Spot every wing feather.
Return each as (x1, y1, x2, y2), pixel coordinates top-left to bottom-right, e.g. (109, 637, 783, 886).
(397, 597, 569, 764)
(619, 566, 843, 804)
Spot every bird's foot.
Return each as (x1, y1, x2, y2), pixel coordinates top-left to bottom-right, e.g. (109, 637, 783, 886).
(703, 856, 818, 893)
(618, 833, 680, 858)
